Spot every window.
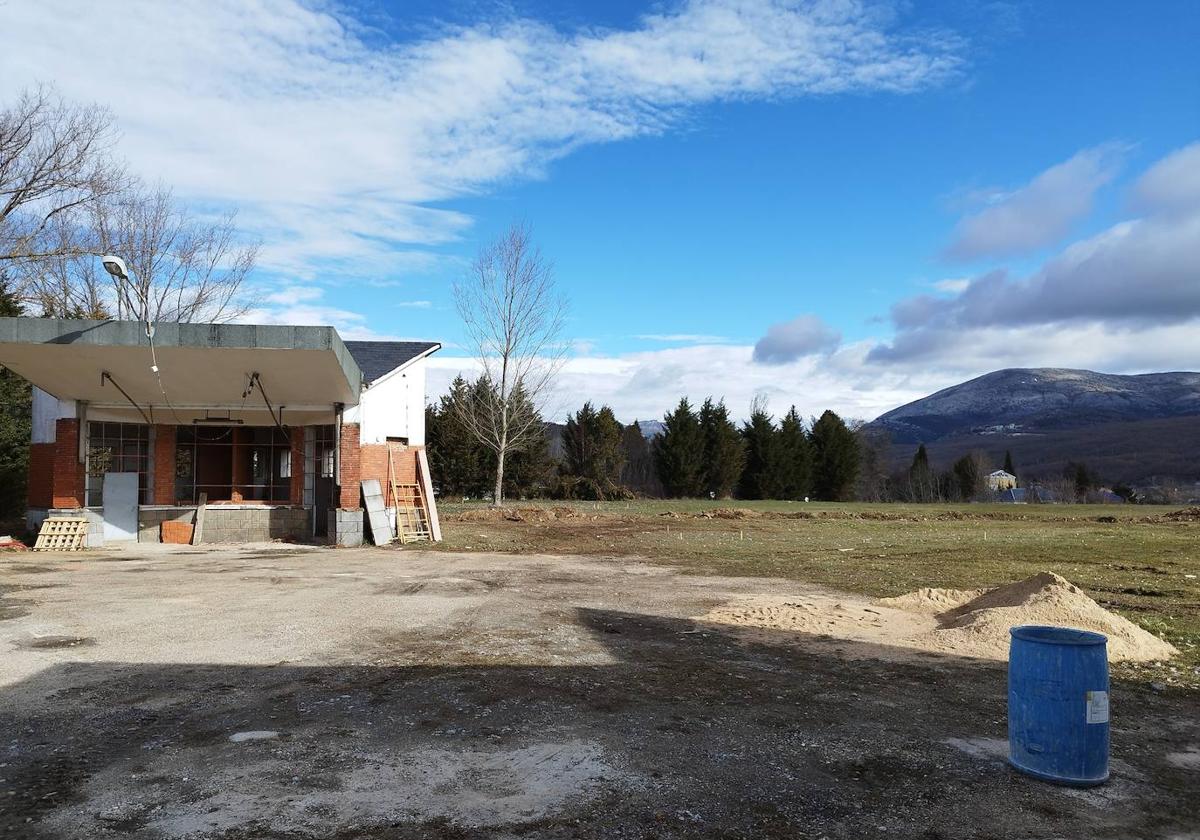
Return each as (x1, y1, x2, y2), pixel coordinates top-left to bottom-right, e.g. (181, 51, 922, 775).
(314, 424, 336, 479)
(175, 425, 294, 504)
(86, 422, 150, 506)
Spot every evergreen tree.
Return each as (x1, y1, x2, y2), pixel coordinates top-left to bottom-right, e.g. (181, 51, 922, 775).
(738, 398, 783, 499)
(653, 398, 705, 497)
(427, 375, 487, 497)
(777, 406, 812, 499)
(810, 410, 860, 501)
(502, 421, 554, 499)
(699, 398, 743, 499)
(1003, 450, 1016, 480)
(0, 276, 29, 517)
(559, 401, 626, 499)
(619, 421, 660, 497)
(952, 453, 983, 501)
(908, 443, 936, 502)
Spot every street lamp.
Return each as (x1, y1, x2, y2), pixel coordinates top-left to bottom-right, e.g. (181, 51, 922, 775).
(100, 254, 129, 281)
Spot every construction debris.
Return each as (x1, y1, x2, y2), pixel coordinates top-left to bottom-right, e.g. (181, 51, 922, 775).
(32, 517, 89, 552)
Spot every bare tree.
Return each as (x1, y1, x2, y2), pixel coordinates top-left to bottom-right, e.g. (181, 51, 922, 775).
(453, 223, 566, 506)
(2, 87, 255, 322)
(0, 86, 125, 264)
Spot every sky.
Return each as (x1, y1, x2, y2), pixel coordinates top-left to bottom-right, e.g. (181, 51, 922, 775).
(2, 0, 1198, 423)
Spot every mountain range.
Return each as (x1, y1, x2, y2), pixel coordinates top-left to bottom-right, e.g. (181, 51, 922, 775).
(867, 368, 1200, 483)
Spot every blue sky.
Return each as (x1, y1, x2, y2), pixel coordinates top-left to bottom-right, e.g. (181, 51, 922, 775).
(3, 1, 1198, 421)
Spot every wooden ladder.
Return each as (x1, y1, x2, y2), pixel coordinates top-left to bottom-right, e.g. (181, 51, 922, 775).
(388, 450, 431, 543)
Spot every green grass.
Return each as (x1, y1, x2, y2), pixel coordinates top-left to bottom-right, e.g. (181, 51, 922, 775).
(434, 500, 1200, 688)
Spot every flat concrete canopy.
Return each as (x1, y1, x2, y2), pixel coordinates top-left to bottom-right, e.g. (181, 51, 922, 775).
(0, 318, 362, 417)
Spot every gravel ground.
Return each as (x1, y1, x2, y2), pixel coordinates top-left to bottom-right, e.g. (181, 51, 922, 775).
(0, 543, 1196, 839)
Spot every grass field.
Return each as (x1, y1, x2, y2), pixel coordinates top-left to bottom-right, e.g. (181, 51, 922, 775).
(435, 499, 1200, 689)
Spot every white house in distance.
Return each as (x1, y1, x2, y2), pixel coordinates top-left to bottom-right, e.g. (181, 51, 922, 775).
(0, 317, 440, 547)
(987, 470, 1017, 491)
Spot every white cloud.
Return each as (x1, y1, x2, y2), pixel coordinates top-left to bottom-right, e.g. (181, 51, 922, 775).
(0, 0, 962, 277)
(1133, 141, 1200, 214)
(943, 144, 1125, 261)
(396, 300, 433, 309)
(634, 333, 729, 343)
(752, 314, 841, 363)
(873, 143, 1200, 365)
(931, 277, 970, 293)
(239, 285, 404, 340)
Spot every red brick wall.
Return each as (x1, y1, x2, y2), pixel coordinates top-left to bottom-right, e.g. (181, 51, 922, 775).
(27, 443, 55, 509)
(337, 423, 361, 509)
(152, 425, 176, 504)
(289, 426, 304, 505)
(50, 418, 84, 508)
(359, 443, 420, 507)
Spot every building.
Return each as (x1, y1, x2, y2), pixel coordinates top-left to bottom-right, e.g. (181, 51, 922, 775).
(0, 317, 440, 547)
(986, 469, 1017, 491)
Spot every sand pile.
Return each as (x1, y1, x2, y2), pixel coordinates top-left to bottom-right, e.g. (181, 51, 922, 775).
(701, 572, 1177, 663)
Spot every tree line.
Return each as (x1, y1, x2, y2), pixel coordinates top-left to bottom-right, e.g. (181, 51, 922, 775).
(427, 380, 863, 501)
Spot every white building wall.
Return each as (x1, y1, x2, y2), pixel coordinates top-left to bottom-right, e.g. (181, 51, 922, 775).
(346, 357, 428, 446)
(31, 386, 76, 443)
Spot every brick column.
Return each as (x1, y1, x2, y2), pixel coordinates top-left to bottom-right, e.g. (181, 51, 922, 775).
(337, 422, 361, 509)
(152, 425, 176, 505)
(289, 426, 305, 505)
(27, 443, 55, 509)
(51, 418, 84, 508)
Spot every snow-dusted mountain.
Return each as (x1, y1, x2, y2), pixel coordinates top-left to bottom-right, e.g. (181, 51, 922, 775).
(872, 368, 1200, 444)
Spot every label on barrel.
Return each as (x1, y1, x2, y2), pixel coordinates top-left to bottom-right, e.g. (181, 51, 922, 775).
(1086, 690, 1109, 724)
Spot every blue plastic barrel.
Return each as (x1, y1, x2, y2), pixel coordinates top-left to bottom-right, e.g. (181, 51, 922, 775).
(1008, 625, 1109, 786)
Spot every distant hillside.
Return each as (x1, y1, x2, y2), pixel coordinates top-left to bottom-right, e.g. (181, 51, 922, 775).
(868, 368, 1200, 483)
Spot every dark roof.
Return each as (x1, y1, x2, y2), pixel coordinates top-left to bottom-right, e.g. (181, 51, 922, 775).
(343, 340, 440, 383)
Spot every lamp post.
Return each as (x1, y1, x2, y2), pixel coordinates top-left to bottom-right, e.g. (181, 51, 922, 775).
(100, 254, 136, 321)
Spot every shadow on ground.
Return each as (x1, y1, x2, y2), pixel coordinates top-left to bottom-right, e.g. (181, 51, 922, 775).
(2, 608, 1197, 839)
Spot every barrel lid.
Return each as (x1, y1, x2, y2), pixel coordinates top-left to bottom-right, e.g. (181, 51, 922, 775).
(1010, 625, 1108, 646)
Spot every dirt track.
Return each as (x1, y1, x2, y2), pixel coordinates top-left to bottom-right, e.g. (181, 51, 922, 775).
(1, 543, 1196, 839)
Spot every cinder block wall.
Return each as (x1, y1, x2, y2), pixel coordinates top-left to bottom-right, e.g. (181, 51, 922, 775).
(202, 507, 310, 543)
(138, 507, 195, 542)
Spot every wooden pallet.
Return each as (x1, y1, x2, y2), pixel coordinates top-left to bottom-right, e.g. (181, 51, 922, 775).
(33, 517, 89, 551)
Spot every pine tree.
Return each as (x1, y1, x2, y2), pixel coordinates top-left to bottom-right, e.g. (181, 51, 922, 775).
(908, 443, 936, 502)
(560, 401, 626, 499)
(952, 453, 982, 501)
(1003, 450, 1016, 480)
(699, 398, 743, 499)
(427, 375, 487, 498)
(0, 275, 30, 517)
(810, 410, 859, 501)
(738, 399, 783, 499)
(619, 421, 660, 497)
(653, 398, 705, 498)
(777, 406, 812, 499)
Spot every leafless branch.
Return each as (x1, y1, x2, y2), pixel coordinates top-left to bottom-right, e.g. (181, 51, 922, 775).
(451, 222, 567, 505)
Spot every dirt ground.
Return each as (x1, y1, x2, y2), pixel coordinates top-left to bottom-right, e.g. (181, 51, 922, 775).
(1, 543, 1197, 839)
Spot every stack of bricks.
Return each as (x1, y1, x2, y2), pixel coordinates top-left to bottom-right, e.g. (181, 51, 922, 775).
(161, 520, 194, 544)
